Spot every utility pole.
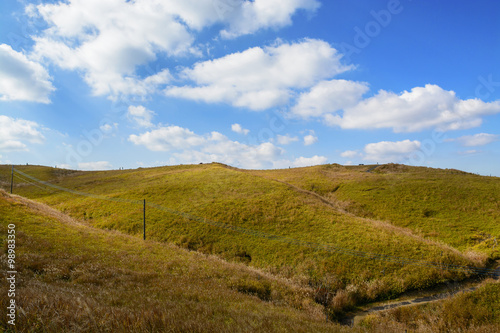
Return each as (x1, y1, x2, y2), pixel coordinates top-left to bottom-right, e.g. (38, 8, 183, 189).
(143, 199, 146, 240)
(10, 165, 14, 194)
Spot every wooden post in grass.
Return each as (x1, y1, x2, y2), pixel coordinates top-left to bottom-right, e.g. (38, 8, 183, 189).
(10, 165, 14, 194)
(143, 199, 146, 240)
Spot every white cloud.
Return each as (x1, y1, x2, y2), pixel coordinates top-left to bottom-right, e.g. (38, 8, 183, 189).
(273, 155, 328, 168)
(57, 164, 72, 169)
(28, 0, 318, 99)
(276, 134, 299, 145)
(231, 123, 250, 135)
(291, 79, 369, 119)
(0, 44, 55, 103)
(128, 125, 286, 169)
(340, 150, 360, 158)
(30, 0, 189, 98)
(127, 106, 156, 128)
(291, 155, 328, 167)
(99, 122, 118, 133)
(363, 140, 421, 163)
(166, 39, 354, 110)
(324, 84, 500, 132)
(303, 131, 318, 146)
(78, 161, 112, 171)
(220, 0, 321, 38)
(172, 141, 283, 169)
(129, 126, 208, 152)
(448, 133, 499, 147)
(0, 116, 45, 152)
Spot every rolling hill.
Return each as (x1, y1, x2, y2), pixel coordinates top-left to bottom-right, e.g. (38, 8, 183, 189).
(1, 163, 499, 323)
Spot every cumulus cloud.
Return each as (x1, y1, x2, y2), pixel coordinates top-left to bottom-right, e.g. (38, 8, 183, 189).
(0, 44, 55, 103)
(303, 131, 318, 146)
(127, 106, 156, 128)
(0, 115, 45, 152)
(220, 0, 321, 38)
(166, 39, 353, 110)
(27, 0, 318, 99)
(340, 150, 360, 158)
(324, 84, 500, 132)
(447, 133, 499, 147)
(363, 140, 421, 163)
(273, 155, 328, 168)
(128, 126, 208, 152)
(78, 161, 112, 171)
(100, 122, 118, 134)
(276, 134, 299, 145)
(57, 163, 72, 169)
(30, 0, 192, 98)
(231, 123, 250, 135)
(291, 79, 369, 119)
(129, 124, 289, 169)
(290, 155, 327, 167)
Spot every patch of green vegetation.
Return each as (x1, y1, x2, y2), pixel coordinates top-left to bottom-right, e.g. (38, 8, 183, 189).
(253, 163, 500, 257)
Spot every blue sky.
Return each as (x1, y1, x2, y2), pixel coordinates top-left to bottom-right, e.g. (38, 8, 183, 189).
(0, 0, 499, 175)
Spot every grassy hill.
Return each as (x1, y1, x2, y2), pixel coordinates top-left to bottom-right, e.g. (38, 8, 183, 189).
(1, 163, 498, 321)
(0, 189, 338, 332)
(252, 163, 500, 256)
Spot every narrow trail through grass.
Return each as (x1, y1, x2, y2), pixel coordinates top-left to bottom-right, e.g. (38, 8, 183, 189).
(344, 265, 500, 326)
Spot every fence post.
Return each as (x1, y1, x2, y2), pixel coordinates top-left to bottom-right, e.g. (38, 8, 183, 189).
(143, 199, 146, 240)
(10, 165, 14, 194)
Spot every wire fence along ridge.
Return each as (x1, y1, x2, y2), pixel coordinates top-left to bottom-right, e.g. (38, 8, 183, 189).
(9, 167, 499, 276)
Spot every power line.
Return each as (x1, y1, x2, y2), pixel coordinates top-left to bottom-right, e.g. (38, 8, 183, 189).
(11, 167, 499, 276)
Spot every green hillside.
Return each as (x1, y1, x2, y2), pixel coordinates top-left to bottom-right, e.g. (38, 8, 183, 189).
(1, 163, 498, 320)
(0, 190, 338, 332)
(252, 163, 500, 256)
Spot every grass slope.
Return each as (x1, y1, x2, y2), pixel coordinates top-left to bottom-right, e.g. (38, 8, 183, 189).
(0, 163, 496, 320)
(251, 163, 500, 257)
(0, 190, 339, 332)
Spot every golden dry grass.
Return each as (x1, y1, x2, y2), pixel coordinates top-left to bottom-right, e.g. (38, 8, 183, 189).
(0, 190, 343, 332)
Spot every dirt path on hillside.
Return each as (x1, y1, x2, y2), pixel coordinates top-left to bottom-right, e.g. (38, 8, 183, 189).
(342, 266, 500, 326)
